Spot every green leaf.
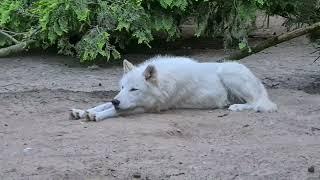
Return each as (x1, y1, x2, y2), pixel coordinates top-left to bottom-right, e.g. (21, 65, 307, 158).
(172, 0, 188, 10)
(111, 49, 121, 59)
(238, 42, 247, 50)
(48, 27, 57, 43)
(58, 17, 69, 33)
(163, 0, 173, 6)
(255, 0, 265, 5)
(159, 0, 168, 8)
(53, 21, 63, 36)
(162, 16, 174, 31)
(116, 21, 130, 31)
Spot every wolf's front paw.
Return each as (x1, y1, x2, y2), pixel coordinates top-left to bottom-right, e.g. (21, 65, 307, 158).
(85, 111, 97, 121)
(70, 109, 86, 120)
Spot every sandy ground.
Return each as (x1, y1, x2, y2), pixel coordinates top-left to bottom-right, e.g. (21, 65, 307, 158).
(1, 31, 320, 179)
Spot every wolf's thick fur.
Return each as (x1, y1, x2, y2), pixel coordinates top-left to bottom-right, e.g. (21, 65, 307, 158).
(70, 56, 277, 121)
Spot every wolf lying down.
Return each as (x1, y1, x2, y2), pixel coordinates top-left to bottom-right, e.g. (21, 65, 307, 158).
(70, 56, 277, 121)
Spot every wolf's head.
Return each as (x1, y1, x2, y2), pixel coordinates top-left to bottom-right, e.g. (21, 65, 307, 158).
(111, 59, 160, 111)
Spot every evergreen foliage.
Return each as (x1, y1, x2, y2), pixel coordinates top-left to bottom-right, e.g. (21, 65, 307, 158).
(0, 0, 318, 62)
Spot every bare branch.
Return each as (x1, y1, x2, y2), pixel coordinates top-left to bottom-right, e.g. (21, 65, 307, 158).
(0, 40, 35, 57)
(313, 56, 320, 63)
(0, 30, 20, 44)
(1, 30, 27, 36)
(227, 22, 320, 60)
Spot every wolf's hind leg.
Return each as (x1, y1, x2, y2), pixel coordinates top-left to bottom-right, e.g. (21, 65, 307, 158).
(219, 63, 277, 112)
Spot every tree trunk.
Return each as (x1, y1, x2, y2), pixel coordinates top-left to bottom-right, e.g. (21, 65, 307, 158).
(0, 40, 34, 57)
(227, 22, 320, 60)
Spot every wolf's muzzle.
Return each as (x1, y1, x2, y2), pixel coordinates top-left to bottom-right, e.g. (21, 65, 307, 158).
(111, 99, 120, 109)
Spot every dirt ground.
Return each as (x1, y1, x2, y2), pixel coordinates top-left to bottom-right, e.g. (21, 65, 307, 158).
(1, 27, 320, 179)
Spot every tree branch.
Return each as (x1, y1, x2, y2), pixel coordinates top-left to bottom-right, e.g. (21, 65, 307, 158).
(226, 22, 320, 60)
(1, 29, 27, 36)
(0, 30, 20, 44)
(0, 40, 35, 57)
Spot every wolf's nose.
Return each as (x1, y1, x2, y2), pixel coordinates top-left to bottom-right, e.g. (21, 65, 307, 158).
(111, 99, 120, 106)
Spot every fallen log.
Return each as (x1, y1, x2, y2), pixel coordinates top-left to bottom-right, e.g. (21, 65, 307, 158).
(226, 22, 320, 60)
(0, 28, 38, 57)
(0, 40, 35, 57)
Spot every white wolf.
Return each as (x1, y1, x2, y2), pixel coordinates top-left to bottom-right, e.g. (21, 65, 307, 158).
(70, 56, 277, 121)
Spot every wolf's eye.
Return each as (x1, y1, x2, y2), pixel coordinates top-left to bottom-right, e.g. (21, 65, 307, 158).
(121, 86, 124, 89)
(130, 88, 139, 92)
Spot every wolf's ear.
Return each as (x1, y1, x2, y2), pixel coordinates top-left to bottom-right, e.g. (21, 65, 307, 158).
(143, 65, 157, 85)
(123, 59, 135, 73)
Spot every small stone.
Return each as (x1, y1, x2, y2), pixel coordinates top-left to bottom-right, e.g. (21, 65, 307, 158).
(308, 166, 315, 173)
(178, 162, 183, 164)
(218, 113, 228, 117)
(243, 124, 250, 128)
(98, 83, 102, 86)
(133, 172, 141, 178)
(108, 168, 116, 172)
(4, 124, 8, 126)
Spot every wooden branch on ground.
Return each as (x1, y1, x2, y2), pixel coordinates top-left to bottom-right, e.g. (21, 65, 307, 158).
(0, 30, 19, 44)
(226, 22, 320, 60)
(0, 29, 39, 57)
(0, 40, 35, 57)
(2, 29, 27, 36)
